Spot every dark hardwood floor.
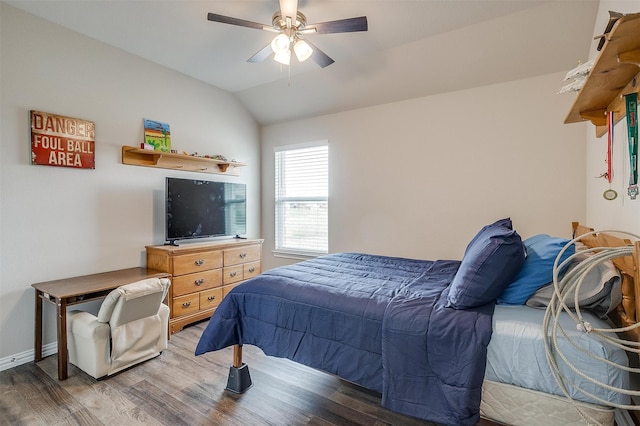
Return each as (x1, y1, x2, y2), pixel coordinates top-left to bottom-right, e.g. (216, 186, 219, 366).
(1, 321, 502, 425)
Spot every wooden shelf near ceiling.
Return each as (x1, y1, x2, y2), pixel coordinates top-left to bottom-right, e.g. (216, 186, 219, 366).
(564, 12, 640, 137)
(121, 146, 246, 175)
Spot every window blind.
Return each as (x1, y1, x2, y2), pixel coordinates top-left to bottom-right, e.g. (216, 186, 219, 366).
(275, 143, 328, 255)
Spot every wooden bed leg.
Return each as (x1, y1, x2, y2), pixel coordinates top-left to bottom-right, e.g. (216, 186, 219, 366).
(226, 344, 252, 394)
(233, 344, 242, 368)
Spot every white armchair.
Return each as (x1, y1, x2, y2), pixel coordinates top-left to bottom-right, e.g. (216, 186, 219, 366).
(66, 277, 171, 379)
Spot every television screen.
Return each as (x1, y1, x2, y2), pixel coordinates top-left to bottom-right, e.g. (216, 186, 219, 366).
(166, 177, 246, 244)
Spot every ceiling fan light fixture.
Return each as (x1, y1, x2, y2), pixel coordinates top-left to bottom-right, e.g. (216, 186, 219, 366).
(293, 39, 313, 62)
(270, 33, 290, 53)
(274, 49, 291, 65)
(207, 4, 368, 69)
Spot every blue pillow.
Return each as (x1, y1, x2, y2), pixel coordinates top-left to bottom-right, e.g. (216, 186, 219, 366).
(497, 234, 575, 305)
(464, 218, 513, 254)
(447, 219, 525, 309)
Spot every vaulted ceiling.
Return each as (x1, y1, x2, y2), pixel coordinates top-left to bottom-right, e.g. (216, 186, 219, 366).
(6, 1, 600, 124)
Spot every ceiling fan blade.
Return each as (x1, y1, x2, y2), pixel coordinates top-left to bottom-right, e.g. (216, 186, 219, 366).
(207, 13, 268, 31)
(279, 0, 298, 28)
(247, 44, 273, 63)
(306, 16, 368, 34)
(304, 40, 335, 68)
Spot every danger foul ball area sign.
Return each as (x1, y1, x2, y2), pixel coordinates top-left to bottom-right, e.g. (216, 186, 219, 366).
(30, 110, 95, 169)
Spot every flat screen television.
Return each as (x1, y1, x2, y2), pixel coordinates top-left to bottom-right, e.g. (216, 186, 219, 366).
(166, 177, 246, 245)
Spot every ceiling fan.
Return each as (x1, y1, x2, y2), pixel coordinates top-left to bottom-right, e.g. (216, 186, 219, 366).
(207, 0, 368, 68)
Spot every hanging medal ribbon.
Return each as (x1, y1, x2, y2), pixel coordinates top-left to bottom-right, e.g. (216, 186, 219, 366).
(603, 110, 618, 200)
(625, 93, 638, 200)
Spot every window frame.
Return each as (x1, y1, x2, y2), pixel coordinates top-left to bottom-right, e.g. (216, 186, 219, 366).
(273, 140, 328, 259)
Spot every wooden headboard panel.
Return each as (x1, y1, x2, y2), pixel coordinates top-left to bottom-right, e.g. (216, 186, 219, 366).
(572, 222, 640, 340)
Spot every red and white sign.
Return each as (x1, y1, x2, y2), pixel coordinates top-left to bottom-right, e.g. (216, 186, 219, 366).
(30, 110, 95, 169)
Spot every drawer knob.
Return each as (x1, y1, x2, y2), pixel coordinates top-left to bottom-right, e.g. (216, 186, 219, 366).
(248, 267, 255, 273)
(229, 271, 237, 278)
(239, 253, 247, 259)
(207, 295, 216, 301)
(182, 301, 192, 308)
(194, 278, 205, 286)
(195, 259, 205, 266)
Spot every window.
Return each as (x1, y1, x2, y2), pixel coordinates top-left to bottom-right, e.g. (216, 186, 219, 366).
(275, 142, 328, 256)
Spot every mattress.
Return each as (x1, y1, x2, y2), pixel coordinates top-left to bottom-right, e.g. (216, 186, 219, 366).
(486, 305, 629, 406)
(480, 380, 615, 426)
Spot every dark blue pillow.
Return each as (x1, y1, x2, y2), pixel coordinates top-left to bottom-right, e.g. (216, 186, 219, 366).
(447, 220, 525, 309)
(497, 234, 575, 305)
(463, 218, 513, 254)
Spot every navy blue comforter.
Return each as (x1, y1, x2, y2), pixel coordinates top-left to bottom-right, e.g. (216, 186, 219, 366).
(195, 253, 494, 425)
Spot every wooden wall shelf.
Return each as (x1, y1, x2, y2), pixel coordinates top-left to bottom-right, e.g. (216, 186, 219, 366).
(564, 12, 640, 136)
(121, 146, 246, 175)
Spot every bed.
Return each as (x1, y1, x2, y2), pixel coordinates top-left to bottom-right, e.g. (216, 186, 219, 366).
(195, 221, 640, 425)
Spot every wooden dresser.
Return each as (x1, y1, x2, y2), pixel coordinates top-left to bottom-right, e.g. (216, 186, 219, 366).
(146, 239, 263, 334)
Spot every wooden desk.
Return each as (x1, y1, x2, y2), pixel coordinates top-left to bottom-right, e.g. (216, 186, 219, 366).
(32, 267, 170, 380)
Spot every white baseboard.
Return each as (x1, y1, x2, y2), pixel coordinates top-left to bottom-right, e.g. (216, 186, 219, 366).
(0, 342, 57, 372)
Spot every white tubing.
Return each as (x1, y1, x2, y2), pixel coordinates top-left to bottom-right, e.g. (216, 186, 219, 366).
(544, 230, 640, 425)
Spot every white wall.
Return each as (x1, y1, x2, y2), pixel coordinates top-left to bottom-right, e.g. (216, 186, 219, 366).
(585, 1, 640, 235)
(261, 72, 586, 270)
(0, 4, 261, 363)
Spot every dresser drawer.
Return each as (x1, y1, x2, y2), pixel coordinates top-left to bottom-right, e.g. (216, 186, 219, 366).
(223, 282, 242, 297)
(224, 244, 261, 266)
(200, 287, 223, 310)
(223, 265, 244, 285)
(172, 293, 199, 317)
(244, 261, 261, 280)
(173, 251, 222, 275)
(172, 269, 222, 297)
